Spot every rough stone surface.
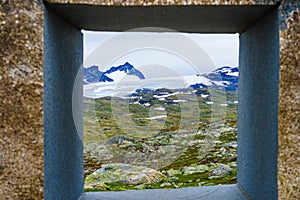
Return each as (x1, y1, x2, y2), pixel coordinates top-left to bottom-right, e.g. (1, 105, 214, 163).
(278, 10, 300, 200)
(0, 0, 299, 199)
(0, 1, 44, 199)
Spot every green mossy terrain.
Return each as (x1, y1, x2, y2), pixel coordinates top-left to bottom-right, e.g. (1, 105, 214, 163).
(83, 88, 238, 191)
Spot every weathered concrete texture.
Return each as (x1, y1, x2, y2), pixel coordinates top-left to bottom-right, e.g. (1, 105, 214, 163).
(46, 0, 299, 30)
(44, 3, 281, 200)
(44, 6, 84, 199)
(0, 1, 44, 199)
(81, 184, 248, 200)
(238, 8, 279, 199)
(0, 0, 299, 199)
(44, 3, 278, 33)
(278, 10, 300, 200)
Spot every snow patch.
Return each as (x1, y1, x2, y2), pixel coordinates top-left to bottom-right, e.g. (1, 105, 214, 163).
(220, 104, 228, 107)
(146, 115, 167, 120)
(154, 107, 166, 111)
(173, 99, 187, 103)
(227, 72, 239, 77)
(142, 102, 151, 107)
(153, 92, 179, 99)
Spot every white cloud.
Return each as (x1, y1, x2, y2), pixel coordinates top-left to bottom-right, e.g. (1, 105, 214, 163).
(83, 31, 239, 76)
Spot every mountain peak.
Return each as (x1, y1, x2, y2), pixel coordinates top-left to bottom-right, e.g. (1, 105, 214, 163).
(106, 62, 134, 74)
(124, 61, 132, 66)
(83, 62, 145, 84)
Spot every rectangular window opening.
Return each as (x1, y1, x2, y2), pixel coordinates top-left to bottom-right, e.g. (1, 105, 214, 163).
(82, 31, 240, 192)
(44, 4, 279, 199)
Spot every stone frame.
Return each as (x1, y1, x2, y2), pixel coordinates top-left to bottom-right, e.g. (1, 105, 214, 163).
(43, 3, 279, 200)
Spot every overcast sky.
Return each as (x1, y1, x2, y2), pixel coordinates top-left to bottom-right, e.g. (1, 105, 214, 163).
(83, 31, 239, 77)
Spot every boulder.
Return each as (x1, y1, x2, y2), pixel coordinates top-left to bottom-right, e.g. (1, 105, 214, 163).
(105, 135, 135, 145)
(208, 164, 233, 178)
(181, 165, 209, 175)
(166, 168, 181, 176)
(85, 163, 166, 189)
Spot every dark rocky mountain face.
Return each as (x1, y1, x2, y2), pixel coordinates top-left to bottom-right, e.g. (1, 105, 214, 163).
(83, 62, 145, 85)
(83, 65, 113, 84)
(203, 66, 238, 91)
(105, 62, 145, 80)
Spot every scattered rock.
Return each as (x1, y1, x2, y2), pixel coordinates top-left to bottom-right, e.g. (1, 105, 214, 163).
(222, 142, 237, 148)
(166, 168, 181, 176)
(229, 162, 237, 168)
(83, 123, 238, 189)
(181, 165, 209, 175)
(160, 182, 172, 187)
(134, 184, 147, 190)
(85, 163, 166, 189)
(105, 135, 135, 145)
(208, 164, 233, 178)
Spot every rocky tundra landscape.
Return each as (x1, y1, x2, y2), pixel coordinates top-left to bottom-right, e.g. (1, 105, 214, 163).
(82, 62, 238, 191)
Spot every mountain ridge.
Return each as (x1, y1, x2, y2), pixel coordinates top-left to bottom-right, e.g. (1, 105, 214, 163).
(83, 62, 145, 85)
(83, 63, 238, 99)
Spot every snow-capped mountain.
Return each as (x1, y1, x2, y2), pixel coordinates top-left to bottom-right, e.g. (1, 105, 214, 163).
(83, 63, 238, 99)
(83, 62, 145, 84)
(83, 65, 113, 84)
(104, 62, 145, 81)
(203, 66, 238, 91)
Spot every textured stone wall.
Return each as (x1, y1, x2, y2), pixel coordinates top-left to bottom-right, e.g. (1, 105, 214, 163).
(0, 0, 299, 199)
(278, 9, 300, 200)
(0, 1, 44, 199)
